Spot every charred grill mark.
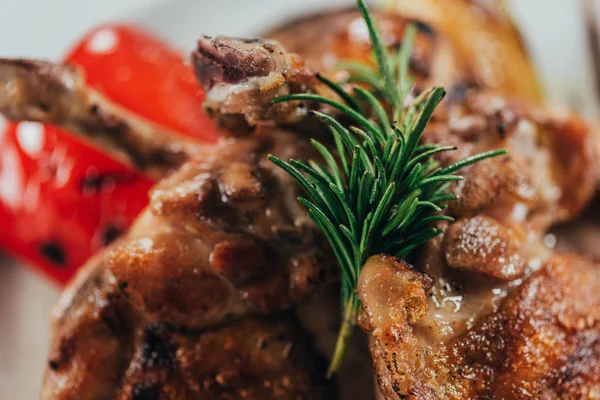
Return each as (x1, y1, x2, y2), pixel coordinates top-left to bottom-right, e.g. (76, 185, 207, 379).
(100, 298, 131, 338)
(494, 109, 517, 139)
(241, 38, 261, 44)
(496, 113, 507, 138)
(39, 242, 66, 267)
(52, 335, 75, 369)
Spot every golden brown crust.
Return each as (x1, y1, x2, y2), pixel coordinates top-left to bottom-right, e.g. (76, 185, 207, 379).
(106, 130, 334, 330)
(444, 215, 526, 280)
(43, 258, 333, 399)
(364, 254, 600, 400)
(266, 4, 542, 103)
(452, 254, 600, 399)
(361, 82, 600, 400)
(42, 129, 336, 398)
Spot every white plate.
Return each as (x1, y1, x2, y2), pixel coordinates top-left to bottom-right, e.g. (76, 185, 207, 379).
(0, 0, 598, 398)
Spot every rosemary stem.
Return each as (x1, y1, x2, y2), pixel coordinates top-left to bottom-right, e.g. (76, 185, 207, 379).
(327, 294, 361, 377)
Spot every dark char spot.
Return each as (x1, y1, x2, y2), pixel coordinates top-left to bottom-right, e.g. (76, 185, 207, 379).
(80, 171, 135, 193)
(140, 322, 174, 369)
(101, 224, 123, 245)
(131, 382, 159, 400)
(447, 83, 474, 104)
(413, 20, 435, 36)
(496, 111, 507, 138)
(39, 242, 66, 267)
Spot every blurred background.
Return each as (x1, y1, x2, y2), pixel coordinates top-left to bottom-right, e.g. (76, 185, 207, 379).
(1, 0, 599, 398)
(2, 0, 599, 113)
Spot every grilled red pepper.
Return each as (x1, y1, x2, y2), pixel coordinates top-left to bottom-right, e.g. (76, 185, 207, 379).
(0, 124, 154, 283)
(0, 24, 215, 284)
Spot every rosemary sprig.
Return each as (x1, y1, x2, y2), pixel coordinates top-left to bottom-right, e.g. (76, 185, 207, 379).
(268, 0, 506, 376)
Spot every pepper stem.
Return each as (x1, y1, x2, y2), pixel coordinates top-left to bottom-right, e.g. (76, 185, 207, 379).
(327, 295, 361, 378)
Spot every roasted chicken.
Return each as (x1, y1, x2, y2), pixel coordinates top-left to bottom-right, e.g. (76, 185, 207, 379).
(0, 3, 597, 400)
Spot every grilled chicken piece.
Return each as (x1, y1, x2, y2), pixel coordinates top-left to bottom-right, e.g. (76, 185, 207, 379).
(40, 126, 335, 398)
(267, 9, 453, 81)
(267, 4, 542, 103)
(108, 128, 334, 330)
(44, 252, 333, 399)
(361, 253, 600, 400)
(0, 38, 336, 398)
(356, 92, 599, 398)
(0, 59, 201, 177)
(193, 36, 318, 131)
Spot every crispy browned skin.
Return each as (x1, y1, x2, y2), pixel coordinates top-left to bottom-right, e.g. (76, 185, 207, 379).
(0, 59, 200, 177)
(44, 253, 333, 399)
(4, 36, 339, 399)
(453, 254, 600, 399)
(212, 17, 600, 399)
(361, 253, 600, 400)
(41, 127, 336, 399)
(357, 92, 599, 399)
(0, 38, 337, 400)
(109, 129, 334, 330)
